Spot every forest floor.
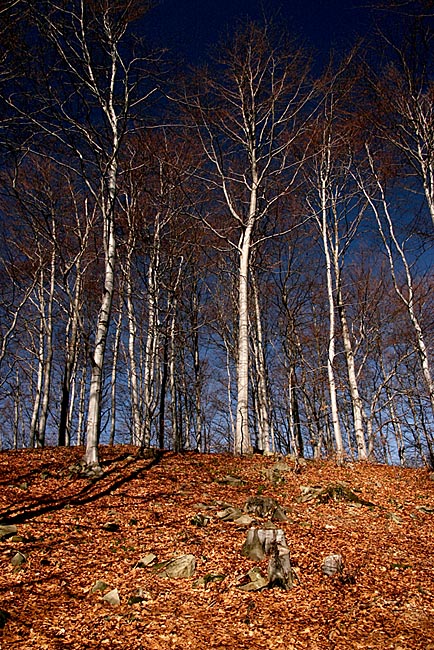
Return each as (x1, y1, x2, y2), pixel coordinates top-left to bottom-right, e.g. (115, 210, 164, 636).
(0, 446, 434, 649)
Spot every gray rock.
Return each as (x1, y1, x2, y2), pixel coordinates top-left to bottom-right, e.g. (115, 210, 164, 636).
(219, 475, 243, 486)
(136, 553, 157, 568)
(238, 567, 268, 591)
(103, 588, 120, 606)
(216, 507, 243, 521)
(190, 513, 210, 527)
(158, 554, 196, 579)
(0, 525, 17, 539)
(244, 496, 288, 521)
(241, 528, 266, 561)
(233, 514, 255, 526)
(193, 574, 226, 589)
(11, 552, 26, 566)
(91, 580, 109, 593)
(322, 554, 343, 576)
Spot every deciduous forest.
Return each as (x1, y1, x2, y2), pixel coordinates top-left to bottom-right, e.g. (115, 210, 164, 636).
(0, 0, 433, 470)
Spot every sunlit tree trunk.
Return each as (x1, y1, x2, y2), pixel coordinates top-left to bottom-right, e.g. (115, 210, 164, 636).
(29, 270, 45, 448)
(251, 270, 270, 453)
(236, 219, 254, 454)
(85, 153, 118, 468)
(109, 307, 122, 446)
(142, 214, 161, 448)
(320, 176, 344, 462)
(123, 232, 143, 446)
(335, 263, 367, 460)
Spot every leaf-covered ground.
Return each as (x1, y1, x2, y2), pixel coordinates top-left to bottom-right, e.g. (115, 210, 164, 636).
(1, 446, 434, 649)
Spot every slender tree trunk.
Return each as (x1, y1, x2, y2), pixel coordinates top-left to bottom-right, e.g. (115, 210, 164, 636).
(125, 246, 143, 446)
(37, 242, 56, 448)
(29, 270, 45, 448)
(223, 335, 236, 449)
(84, 151, 118, 468)
(76, 365, 87, 447)
(142, 216, 161, 448)
(336, 276, 367, 460)
(192, 288, 203, 452)
(251, 271, 270, 453)
(158, 334, 169, 449)
(169, 258, 183, 452)
(59, 269, 82, 446)
(320, 179, 344, 462)
(169, 302, 180, 451)
(109, 308, 122, 445)
(236, 221, 254, 455)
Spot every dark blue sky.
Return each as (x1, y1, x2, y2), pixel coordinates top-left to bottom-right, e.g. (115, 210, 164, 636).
(147, 0, 376, 63)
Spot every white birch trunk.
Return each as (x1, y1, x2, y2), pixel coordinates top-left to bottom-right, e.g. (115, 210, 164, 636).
(37, 242, 56, 447)
(235, 221, 254, 455)
(109, 308, 122, 445)
(251, 271, 270, 453)
(320, 178, 344, 462)
(76, 365, 87, 447)
(29, 271, 45, 448)
(84, 156, 117, 468)
(125, 245, 143, 446)
(336, 275, 367, 460)
(169, 258, 183, 452)
(142, 210, 162, 448)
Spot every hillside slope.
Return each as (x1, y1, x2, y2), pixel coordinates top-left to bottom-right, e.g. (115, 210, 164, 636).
(1, 447, 433, 649)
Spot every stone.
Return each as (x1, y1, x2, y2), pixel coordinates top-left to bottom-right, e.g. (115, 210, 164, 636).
(299, 484, 374, 506)
(238, 567, 268, 592)
(244, 496, 288, 521)
(219, 475, 244, 486)
(216, 507, 243, 521)
(298, 485, 323, 503)
(241, 528, 266, 561)
(322, 554, 343, 576)
(11, 552, 26, 566)
(157, 554, 196, 579)
(103, 588, 120, 606)
(136, 553, 157, 568)
(193, 573, 226, 589)
(233, 514, 255, 526)
(190, 513, 210, 527)
(0, 525, 17, 539)
(127, 588, 151, 605)
(91, 580, 109, 593)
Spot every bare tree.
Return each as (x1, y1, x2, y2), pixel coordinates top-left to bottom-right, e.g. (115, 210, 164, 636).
(184, 20, 315, 454)
(7, 0, 159, 469)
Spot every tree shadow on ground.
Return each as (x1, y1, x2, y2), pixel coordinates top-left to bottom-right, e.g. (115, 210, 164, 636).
(0, 451, 164, 525)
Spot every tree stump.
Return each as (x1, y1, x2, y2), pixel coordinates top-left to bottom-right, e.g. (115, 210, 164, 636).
(241, 528, 292, 589)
